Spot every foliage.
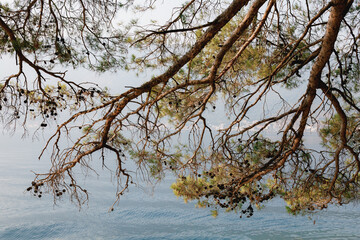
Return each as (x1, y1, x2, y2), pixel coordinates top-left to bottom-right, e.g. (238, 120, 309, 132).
(1, 0, 360, 216)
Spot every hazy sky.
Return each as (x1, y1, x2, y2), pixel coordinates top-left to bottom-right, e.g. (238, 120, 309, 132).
(0, 0, 317, 138)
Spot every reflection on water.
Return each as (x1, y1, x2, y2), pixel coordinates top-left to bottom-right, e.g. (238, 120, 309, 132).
(0, 136, 359, 240)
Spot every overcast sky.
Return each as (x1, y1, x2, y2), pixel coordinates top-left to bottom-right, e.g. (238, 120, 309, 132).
(0, 0, 318, 139)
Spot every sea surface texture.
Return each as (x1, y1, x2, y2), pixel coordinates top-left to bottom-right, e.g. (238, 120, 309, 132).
(0, 136, 359, 240)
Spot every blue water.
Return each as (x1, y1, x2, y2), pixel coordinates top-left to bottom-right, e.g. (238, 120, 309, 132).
(0, 136, 360, 240)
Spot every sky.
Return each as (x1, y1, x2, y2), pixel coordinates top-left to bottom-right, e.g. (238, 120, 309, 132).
(0, 0, 322, 138)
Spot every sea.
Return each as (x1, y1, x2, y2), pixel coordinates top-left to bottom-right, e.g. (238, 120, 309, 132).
(0, 135, 359, 240)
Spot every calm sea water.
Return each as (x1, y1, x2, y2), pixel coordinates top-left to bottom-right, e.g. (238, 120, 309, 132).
(0, 136, 359, 240)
